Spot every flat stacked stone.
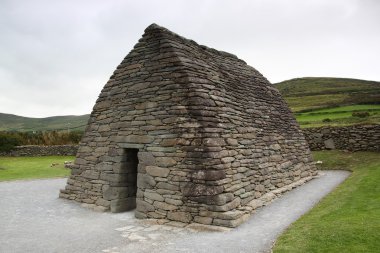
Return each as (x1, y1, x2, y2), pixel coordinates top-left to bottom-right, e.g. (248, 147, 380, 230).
(303, 124, 380, 151)
(0, 145, 78, 156)
(60, 24, 316, 227)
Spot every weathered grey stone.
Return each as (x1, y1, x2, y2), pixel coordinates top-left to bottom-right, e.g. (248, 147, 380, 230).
(155, 157, 177, 167)
(147, 211, 166, 219)
(144, 191, 164, 202)
(203, 138, 226, 147)
(135, 210, 147, 219)
(125, 135, 154, 144)
(213, 213, 250, 228)
(167, 211, 192, 223)
(138, 152, 156, 165)
(324, 138, 335, 150)
(194, 216, 213, 225)
(199, 210, 245, 220)
(206, 198, 241, 212)
(190, 170, 226, 181)
(82, 170, 100, 180)
(189, 193, 234, 205)
(136, 199, 155, 213)
(137, 174, 156, 189)
(145, 166, 170, 177)
(95, 198, 110, 207)
(182, 183, 224, 197)
(226, 138, 239, 146)
(153, 201, 178, 211)
(165, 198, 183, 206)
(119, 143, 144, 149)
(157, 182, 179, 191)
(160, 139, 177, 146)
(135, 101, 158, 110)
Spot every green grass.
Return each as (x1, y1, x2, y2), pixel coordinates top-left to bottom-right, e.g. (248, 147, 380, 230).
(295, 104, 380, 128)
(307, 105, 380, 113)
(280, 77, 380, 126)
(275, 77, 380, 113)
(273, 151, 380, 253)
(276, 77, 380, 97)
(285, 94, 350, 112)
(0, 156, 74, 181)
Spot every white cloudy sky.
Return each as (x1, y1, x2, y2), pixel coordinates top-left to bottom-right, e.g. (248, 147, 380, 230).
(1, 0, 379, 118)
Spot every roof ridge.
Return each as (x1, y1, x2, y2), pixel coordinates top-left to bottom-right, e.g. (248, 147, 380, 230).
(144, 23, 245, 63)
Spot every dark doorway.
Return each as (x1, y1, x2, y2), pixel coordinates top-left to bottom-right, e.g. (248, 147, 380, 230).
(122, 148, 139, 211)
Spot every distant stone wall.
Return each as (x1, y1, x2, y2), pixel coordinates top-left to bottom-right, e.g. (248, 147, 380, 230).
(0, 145, 79, 156)
(303, 125, 380, 151)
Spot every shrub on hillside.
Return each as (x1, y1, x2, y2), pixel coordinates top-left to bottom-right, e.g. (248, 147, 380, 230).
(0, 131, 83, 146)
(0, 133, 21, 152)
(322, 118, 332, 122)
(352, 111, 370, 118)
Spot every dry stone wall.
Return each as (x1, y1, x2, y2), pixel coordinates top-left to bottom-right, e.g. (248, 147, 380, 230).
(303, 124, 380, 151)
(60, 24, 316, 228)
(0, 145, 78, 156)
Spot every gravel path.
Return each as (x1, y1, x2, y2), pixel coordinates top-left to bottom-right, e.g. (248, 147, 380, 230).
(0, 170, 350, 253)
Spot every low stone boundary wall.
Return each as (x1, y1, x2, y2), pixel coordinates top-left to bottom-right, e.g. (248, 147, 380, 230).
(0, 145, 79, 156)
(303, 125, 380, 151)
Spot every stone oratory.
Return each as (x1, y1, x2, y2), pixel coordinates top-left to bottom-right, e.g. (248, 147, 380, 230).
(60, 24, 316, 227)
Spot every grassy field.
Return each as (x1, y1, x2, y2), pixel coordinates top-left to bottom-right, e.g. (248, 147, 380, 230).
(275, 77, 380, 113)
(274, 77, 380, 127)
(295, 104, 380, 128)
(284, 93, 350, 112)
(276, 77, 380, 97)
(0, 156, 74, 181)
(273, 151, 380, 253)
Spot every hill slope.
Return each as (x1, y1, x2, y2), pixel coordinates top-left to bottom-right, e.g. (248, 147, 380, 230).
(275, 77, 380, 127)
(0, 113, 90, 131)
(275, 77, 380, 112)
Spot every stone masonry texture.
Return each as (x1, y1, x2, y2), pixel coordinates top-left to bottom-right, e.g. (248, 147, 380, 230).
(0, 145, 78, 156)
(60, 24, 316, 227)
(303, 124, 380, 151)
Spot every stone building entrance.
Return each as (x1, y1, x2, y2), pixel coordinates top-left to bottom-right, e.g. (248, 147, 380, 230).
(119, 148, 138, 212)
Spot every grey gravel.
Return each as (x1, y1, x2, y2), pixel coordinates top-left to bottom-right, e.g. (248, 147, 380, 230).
(0, 170, 350, 253)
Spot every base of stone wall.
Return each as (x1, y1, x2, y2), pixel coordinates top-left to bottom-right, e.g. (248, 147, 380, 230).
(136, 173, 318, 229)
(60, 173, 318, 229)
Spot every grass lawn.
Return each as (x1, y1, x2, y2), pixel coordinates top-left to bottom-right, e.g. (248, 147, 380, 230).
(273, 151, 380, 253)
(0, 156, 74, 181)
(294, 104, 380, 128)
(305, 104, 380, 113)
(284, 94, 349, 112)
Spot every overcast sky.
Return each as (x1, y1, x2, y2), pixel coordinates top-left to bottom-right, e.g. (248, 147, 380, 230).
(1, 0, 379, 118)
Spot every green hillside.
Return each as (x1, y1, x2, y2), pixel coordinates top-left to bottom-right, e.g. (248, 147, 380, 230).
(275, 77, 380, 128)
(275, 77, 380, 112)
(0, 113, 89, 132)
